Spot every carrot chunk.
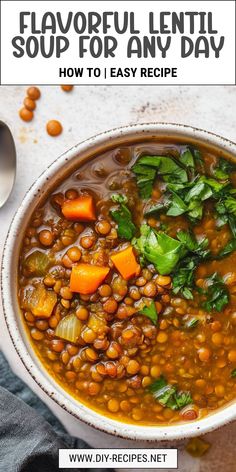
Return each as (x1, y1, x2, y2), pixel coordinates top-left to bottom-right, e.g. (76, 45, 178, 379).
(62, 195, 96, 221)
(70, 263, 110, 294)
(111, 246, 140, 280)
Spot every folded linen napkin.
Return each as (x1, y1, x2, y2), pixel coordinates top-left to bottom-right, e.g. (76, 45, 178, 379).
(0, 352, 112, 472)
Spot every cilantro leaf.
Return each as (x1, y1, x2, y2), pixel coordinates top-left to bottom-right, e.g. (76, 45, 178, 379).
(231, 368, 236, 378)
(139, 300, 158, 325)
(201, 272, 229, 312)
(149, 376, 192, 411)
(110, 194, 136, 240)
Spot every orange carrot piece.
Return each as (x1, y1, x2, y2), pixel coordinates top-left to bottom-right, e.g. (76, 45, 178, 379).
(111, 246, 140, 280)
(62, 195, 96, 221)
(70, 263, 110, 294)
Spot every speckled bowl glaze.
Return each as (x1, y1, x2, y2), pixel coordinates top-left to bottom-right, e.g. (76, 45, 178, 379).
(2, 123, 236, 441)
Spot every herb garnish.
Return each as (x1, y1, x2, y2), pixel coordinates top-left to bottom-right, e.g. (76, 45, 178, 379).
(149, 376, 192, 410)
(201, 272, 229, 312)
(139, 300, 158, 325)
(231, 368, 236, 378)
(184, 317, 199, 329)
(110, 194, 136, 240)
(132, 153, 189, 199)
(213, 158, 236, 180)
(133, 224, 186, 275)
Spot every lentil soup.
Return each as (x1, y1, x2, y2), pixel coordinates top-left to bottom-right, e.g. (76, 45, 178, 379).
(18, 140, 236, 425)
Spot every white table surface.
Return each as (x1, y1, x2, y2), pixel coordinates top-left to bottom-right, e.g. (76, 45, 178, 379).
(0, 85, 235, 471)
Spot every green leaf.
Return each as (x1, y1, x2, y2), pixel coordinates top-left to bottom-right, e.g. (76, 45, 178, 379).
(224, 197, 236, 216)
(132, 154, 188, 198)
(172, 259, 196, 300)
(132, 163, 156, 199)
(144, 199, 170, 217)
(174, 391, 193, 409)
(110, 195, 136, 240)
(184, 317, 199, 329)
(111, 193, 128, 204)
(136, 226, 185, 275)
(217, 238, 236, 258)
(201, 272, 229, 312)
(179, 148, 195, 169)
(149, 376, 192, 410)
(166, 192, 188, 216)
(139, 300, 158, 325)
(214, 158, 236, 180)
(231, 368, 236, 378)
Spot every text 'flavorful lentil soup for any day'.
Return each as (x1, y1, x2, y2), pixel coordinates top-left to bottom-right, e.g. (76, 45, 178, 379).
(18, 141, 236, 425)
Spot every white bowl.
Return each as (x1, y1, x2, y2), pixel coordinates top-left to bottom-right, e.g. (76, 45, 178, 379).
(2, 123, 236, 441)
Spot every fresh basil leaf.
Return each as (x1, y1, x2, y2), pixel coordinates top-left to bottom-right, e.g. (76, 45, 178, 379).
(139, 300, 158, 325)
(231, 368, 236, 378)
(149, 376, 192, 410)
(110, 195, 136, 240)
(202, 272, 229, 312)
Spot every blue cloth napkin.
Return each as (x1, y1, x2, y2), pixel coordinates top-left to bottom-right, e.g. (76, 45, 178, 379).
(0, 352, 112, 472)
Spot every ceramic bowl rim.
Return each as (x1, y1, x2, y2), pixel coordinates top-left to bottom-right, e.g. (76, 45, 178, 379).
(2, 122, 236, 441)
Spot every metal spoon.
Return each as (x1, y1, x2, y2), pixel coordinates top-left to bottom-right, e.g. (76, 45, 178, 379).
(0, 121, 16, 208)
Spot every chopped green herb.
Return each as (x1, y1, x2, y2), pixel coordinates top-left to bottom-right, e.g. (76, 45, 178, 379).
(172, 259, 196, 300)
(110, 194, 136, 240)
(184, 317, 199, 329)
(139, 300, 158, 325)
(149, 376, 192, 410)
(231, 368, 236, 378)
(133, 225, 186, 275)
(131, 163, 156, 199)
(132, 154, 189, 199)
(214, 158, 236, 180)
(111, 193, 128, 204)
(201, 272, 229, 312)
(134, 226, 209, 280)
(217, 238, 236, 258)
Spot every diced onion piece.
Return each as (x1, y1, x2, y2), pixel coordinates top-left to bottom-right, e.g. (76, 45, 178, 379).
(55, 313, 82, 343)
(21, 284, 57, 318)
(24, 250, 50, 276)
